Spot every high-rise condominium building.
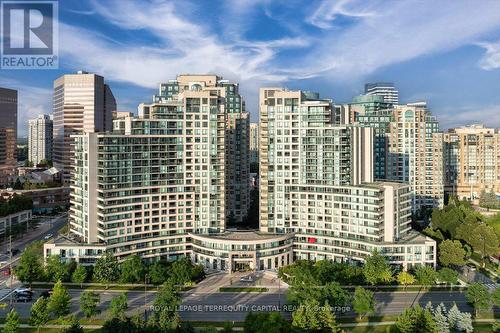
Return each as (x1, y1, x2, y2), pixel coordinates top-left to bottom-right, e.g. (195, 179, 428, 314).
(53, 71, 116, 181)
(44, 81, 436, 271)
(259, 88, 435, 268)
(28, 114, 53, 165)
(351, 95, 394, 180)
(387, 102, 444, 211)
(249, 123, 259, 164)
(0, 88, 17, 185)
(442, 124, 500, 199)
(365, 82, 399, 105)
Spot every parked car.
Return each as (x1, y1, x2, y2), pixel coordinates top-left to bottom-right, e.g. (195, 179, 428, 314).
(39, 290, 52, 299)
(14, 288, 33, 303)
(44, 233, 53, 240)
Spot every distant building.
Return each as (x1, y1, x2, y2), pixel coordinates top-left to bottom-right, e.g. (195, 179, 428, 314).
(387, 102, 444, 211)
(112, 111, 134, 120)
(351, 95, 394, 179)
(1, 187, 69, 213)
(442, 124, 500, 199)
(28, 114, 53, 165)
(249, 123, 259, 164)
(53, 71, 116, 181)
(365, 82, 399, 105)
(0, 88, 17, 185)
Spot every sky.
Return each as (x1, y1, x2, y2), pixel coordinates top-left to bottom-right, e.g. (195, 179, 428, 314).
(3, 0, 500, 137)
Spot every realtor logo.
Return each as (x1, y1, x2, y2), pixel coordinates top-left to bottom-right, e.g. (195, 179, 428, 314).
(1, 0, 58, 69)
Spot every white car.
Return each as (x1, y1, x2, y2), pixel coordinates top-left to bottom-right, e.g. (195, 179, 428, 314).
(44, 233, 53, 240)
(239, 276, 254, 282)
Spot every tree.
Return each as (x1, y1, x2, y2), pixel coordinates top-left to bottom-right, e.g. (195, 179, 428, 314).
(3, 309, 20, 333)
(447, 303, 461, 329)
(48, 280, 71, 318)
(292, 299, 344, 332)
(60, 317, 84, 333)
(80, 291, 100, 318)
(243, 312, 291, 333)
(152, 281, 181, 330)
(363, 250, 392, 285)
(170, 257, 193, 285)
(466, 282, 491, 316)
(30, 297, 50, 333)
(395, 304, 438, 333)
(397, 271, 415, 290)
(71, 265, 87, 288)
(148, 261, 169, 285)
(93, 252, 120, 286)
(438, 268, 458, 285)
(493, 287, 500, 308)
(352, 287, 375, 319)
(456, 312, 473, 333)
(119, 255, 145, 283)
(45, 255, 70, 282)
(468, 223, 499, 267)
(438, 240, 466, 267)
(109, 292, 128, 320)
(432, 303, 449, 333)
(14, 243, 44, 285)
(414, 265, 438, 285)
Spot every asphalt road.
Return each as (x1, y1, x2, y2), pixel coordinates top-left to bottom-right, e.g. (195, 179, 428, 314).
(1, 289, 475, 322)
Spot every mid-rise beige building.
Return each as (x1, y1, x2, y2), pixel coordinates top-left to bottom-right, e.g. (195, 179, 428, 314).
(443, 124, 500, 199)
(387, 102, 444, 211)
(53, 71, 116, 181)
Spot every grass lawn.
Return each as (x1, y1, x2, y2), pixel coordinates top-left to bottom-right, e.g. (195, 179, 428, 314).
(346, 322, 493, 333)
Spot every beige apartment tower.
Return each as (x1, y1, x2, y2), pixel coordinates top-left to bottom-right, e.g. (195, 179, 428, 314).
(53, 71, 116, 181)
(387, 102, 444, 211)
(443, 124, 500, 199)
(28, 114, 53, 165)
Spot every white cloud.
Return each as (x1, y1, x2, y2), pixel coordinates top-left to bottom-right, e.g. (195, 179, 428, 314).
(307, 0, 377, 29)
(476, 41, 500, 70)
(51, 0, 500, 124)
(437, 105, 500, 130)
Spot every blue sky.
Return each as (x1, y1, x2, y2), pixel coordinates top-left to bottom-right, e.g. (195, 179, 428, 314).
(3, 0, 500, 136)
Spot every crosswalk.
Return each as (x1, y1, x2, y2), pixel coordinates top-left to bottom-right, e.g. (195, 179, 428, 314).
(0, 288, 13, 301)
(484, 283, 499, 290)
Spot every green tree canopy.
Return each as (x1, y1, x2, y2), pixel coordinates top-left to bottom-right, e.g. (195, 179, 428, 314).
(3, 309, 20, 333)
(80, 291, 100, 318)
(363, 250, 393, 285)
(30, 297, 50, 333)
(48, 280, 71, 318)
(413, 265, 438, 285)
(45, 255, 70, 282)
(395, 304, 438, 333)
(439, 240, 466, 267)
(243, 312, 291, 333)
(438, 268, 459, 285)
(93, 252, 120, 286)
(14, 243, 44, 285)
(109, 292, 128, 320)
(468, 223, 499, 267)
(352, 287, 376, 319)
(119, 255, 145, 283)
(466, 282, 491, 316)
(152, 280, 182, 331)
(397, 271, 415, 289)
(71, 265, 87, 287)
